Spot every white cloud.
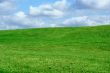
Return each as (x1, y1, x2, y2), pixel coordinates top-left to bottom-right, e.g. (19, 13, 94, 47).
(0, 0, 15, 14)
(30, 5, 64, 18)
(0, 11, 46, 30)
(53, 0, 69, 11)
(77, 0, 110, 9)
(29, 0, 69, 18)
(15, 11, 27, 18)
(0, 14, 110, 30)
(63, 15, 110, 26)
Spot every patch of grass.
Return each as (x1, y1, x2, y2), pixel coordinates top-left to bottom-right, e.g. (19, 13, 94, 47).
(0, 25, 110, 73)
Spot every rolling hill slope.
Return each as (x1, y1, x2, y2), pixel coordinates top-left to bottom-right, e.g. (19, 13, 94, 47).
(0, 25, 110, 73)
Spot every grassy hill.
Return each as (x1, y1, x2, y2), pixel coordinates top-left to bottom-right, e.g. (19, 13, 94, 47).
(0, 25, 110, 73)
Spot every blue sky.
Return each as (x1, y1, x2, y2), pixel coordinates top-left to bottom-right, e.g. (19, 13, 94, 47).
(0, 0, 110, 30)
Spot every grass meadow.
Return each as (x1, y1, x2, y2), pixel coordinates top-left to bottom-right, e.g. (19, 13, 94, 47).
(0, 25, 110, 73)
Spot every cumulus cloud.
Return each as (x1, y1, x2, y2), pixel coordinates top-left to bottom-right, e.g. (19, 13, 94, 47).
(62, 15, 110, 26)
(29, 0, 69, 18)
(53, 0, 69, 11)
(30, 5, 64, 18)
(0, 0, 15, 14)
(77, 0, 110, 9)
(0, 11, 46, 30)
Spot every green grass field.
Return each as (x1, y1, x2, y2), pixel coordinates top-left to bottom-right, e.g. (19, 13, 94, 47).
(0, 25, 110, 73)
